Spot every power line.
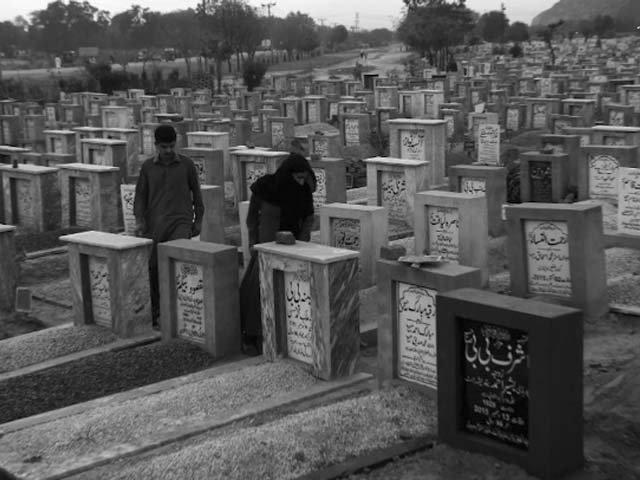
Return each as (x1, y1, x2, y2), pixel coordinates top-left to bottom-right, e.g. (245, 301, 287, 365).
(261, 2, 276, 17)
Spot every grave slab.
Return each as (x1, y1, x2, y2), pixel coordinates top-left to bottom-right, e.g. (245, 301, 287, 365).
(0, 224, 17, 312)
(60, 231, 152, 337)
(414, 191, 489, 285)
(308, 157, 347, 211)
(377, 259, 482, 394)
(231, 149, 288, 204)
(254, 241, 360, 380)
(364, 156, 430, 229)
(448, 164, 506, 237)
(319, 203, 388, 288)
(200, 185, 224, 244)
(578, 145, 639, 203)
(437, 288, 583, 480)
(519, 152, 570, 203)
(158, 239, 240, 357)
(505, 202, 607, 321)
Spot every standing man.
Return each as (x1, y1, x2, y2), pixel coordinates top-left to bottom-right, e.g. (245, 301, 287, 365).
(134, 124, 204, 329)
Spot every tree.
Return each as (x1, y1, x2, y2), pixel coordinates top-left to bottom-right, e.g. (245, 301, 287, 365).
(505, 21, 529, 43)
(328, 25, 349, 49)
(592, 15, 615, 39)
(398, 0, 474, 70)
(537, 20, 564, 66)
(0, 21, 28, 56)
(272, 12, 319, 60)
(197, 0, 236, 93)
(509, 42, 523, 58)
(242, 59, 267, 91)
(477, 10, 508, 43)
(29, 1, 110, 52)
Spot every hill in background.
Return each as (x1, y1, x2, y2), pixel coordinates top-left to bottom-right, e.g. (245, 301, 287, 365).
(532, 0, 640, 28)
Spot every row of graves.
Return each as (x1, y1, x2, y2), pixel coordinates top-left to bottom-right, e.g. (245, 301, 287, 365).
(3, 40, 640, 478)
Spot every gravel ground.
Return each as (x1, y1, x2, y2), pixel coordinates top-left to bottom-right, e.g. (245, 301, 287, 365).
(0, 324, 118, 374)
(346, 443, 535, 480)
(84, 385, 436, 480)
(608, 276, 640, 307)
(0, 360, 316, 477)
(605, 248, 640, 279)
(14, 227, 86, 254)
(30, 278, 73, 308)
(0, 339, 221, 424)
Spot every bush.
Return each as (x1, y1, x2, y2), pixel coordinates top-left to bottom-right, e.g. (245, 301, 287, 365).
(242, 59, 268, 91)
(509, 43, 524, 58)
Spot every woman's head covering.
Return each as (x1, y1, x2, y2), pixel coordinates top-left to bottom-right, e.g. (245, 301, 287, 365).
(250, 152, 316, 237)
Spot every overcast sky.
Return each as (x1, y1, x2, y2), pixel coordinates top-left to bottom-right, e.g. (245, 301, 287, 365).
(2, 0, 559, 28)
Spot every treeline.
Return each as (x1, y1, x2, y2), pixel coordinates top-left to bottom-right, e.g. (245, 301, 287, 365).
(0, 0, 393, 60)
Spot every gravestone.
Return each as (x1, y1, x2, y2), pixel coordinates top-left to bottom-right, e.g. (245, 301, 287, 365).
(562, 99, 596, 125)
(603, 103, 634, 127)
(231, 149, 288, 204)
(0, 164, 60, 232)
(319, 203, 388, 288)
(61, 231, 152, 336)
(377, 259, 482, 393)
(102, 128, 141, 180)
(340, 113, 371, 147)
(540, 134, 581, 188)
(44, 129, 76, 156)
(186, 131, 230, 180)
(448, 164, 507, 237)
(80, 138, 129, 183)
(308, 132, 341, 159)
(58, 163, 122, 231)
(281, 97, 303, 125)
(375, 86, 399, 109)
(254, 241, 359, 380)
(519, 152, 570, 203)
(437, 288, 583, 480)
(308, 157, 347, 211)
(73, 126, 104, 160)
(0, 224, 17, 312)
(267, 116, 295, 150)
(0, 115, 20, 145)
(120, 184, 136, 235)
(414, 191, 489, 286)
(302, 96, 328, 124)
(548, 114, 582, 135)
(180, 147, 225, 189)
(578, 145, 639, 203)
(398, 90, 424, 118)
(468, 113, 500, 146)
(388, 119, 447, 186)
(476, 124, 500, 165)
(563, 127, 593, 147)
(200, 185, 224, 244)
(422, 90, 445, 119)
(505, 202, 607, 320)
(364, 156, 430, 229)
(101, 106, 131, 129)
(158, 240, 240, 356)
(591, 126, 640, 148)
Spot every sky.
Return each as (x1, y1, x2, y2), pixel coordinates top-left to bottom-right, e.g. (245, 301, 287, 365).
(1, 0, 559, 28)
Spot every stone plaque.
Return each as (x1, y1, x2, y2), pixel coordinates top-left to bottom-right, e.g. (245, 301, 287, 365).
(74, 178, 92, 227)
(618, 167, 640, 235)
(245, 162, 266, 199)
(120, 184, 136, 235)
(444, 115, 455, 138)
(46, 106, 56, 122)
(65, 109, 74, 123)
(524, 220, 571, 297)
(610, 110, 625, 126)
(540, 78, 552, 96)
(529, 161, 553, 202)
(402, 96, 412, 114)
(142, 130, 154, 154)
(193, 157, 206, 184)
(312, 167, 326, 209)
(424, 95, 436, 116)
(88, 256, 111, 328)
(2, 122, 11, 143)
(251, 115, 260, 133)
(380, 171, 407, 222)
(477, 124, 500, 165)
(312, 138, 329, 157)
(462, 318, 529, 450)
(379, 90, 391, 108)
(397, 282, 437, 389)
(175, 261, 205, 344)
(89, 148, 106, 165)
(284, 270, 313, 364)
(400, 130, 425, 161)
(460, 177, 486, 196)
(330, 218, 361, 250)
(14, 178, 34, 226)
(307, 102, 319, 123)
(427, 206, 460, 261)
(629, 91, 640, 112)
(588, 154, 620, 202)
(579, 135, 590, 147)
(532, 104, 547, 129)
(344, 118, 360, 147)
(603, 136, 626, 147)
(271, 122, 285, 149)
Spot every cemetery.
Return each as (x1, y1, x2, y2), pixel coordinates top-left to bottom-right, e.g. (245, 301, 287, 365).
(2, 8, 640, 480)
